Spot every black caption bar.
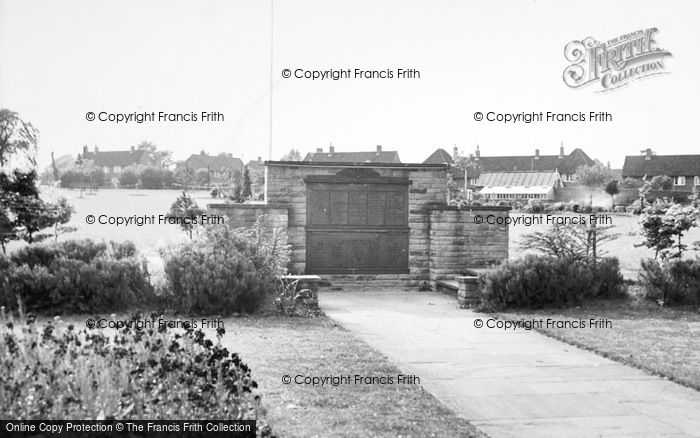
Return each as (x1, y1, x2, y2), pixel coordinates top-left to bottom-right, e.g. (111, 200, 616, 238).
(0, 420, 255, 437)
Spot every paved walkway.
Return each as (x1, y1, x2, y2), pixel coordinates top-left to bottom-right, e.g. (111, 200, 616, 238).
(320, 290, 700, 438)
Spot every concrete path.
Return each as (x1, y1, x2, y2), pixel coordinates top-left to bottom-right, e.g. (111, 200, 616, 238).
(320, 290, 700, 438)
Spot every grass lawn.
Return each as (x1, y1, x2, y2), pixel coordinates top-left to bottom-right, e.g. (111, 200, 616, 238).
(214, 314, 485, 438)
(496, 287, 700, 390)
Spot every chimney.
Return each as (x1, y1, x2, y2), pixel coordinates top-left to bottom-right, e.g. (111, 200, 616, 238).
(376, 145, 382, 154)
(453, 145, 459, 159)
(130, 145, 135, 152)
(475, 145, 480, 161)
(645, 148, 653, 160)
(83, 145, 88, 154)
(316, 147, 322, 153)
(329, 146, 335, 154)
(559, 143, 564, 158)
(535, 148, 540, 159)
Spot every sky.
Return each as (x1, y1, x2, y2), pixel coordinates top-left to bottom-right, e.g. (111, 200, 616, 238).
(1, 0, 698, 169)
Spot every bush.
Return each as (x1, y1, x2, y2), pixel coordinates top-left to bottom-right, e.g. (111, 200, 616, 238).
(119, 168, 140, 187)
(162, 240, 269, 315)
(628, 199, 643, 214)
(0, 240, 153, 314)
(59, 168, 105, 188)
(522, 200, 545, 213)
(140, 167, 174, 189)
(479, 256, 625, 309)
(161, 216, 290, 315)
(206, 216, 291, 281)
(0, 312, 272, 435)
(640, 258, 700, 306)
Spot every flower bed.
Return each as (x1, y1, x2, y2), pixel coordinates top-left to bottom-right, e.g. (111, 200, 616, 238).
(0, 309, 273, 436)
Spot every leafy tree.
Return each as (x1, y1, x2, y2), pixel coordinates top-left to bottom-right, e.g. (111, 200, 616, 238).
(194, 168, 210, 187)
(650, 175, 673, 191)
(637, 198, 698, 259)
(574, 161, 615, 186)
(453, 154, 479, 195)
(139, 166, 174, 189)
(605, 180, 620, 208)
(137, 141, 172, 168)
(119, 166, 140, 187)
(48, 196, 76, 241)
(242, 166, 252, 198)
(0, 170, 71, 251)
(136, 140, 157, 153)
(0, 190, 19, 253)
(620, 177, 643, 189)
(280, 149, 302, 161)
(168, 191, 205, 239)
(0, 109, 39, 168)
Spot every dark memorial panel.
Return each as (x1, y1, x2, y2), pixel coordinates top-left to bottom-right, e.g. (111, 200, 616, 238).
(308, 190, 330, 225)
(367, 192, 386, 226)
(348, 191, 368, 225)
(329, 191, 349, 225)
(306, 231, 409, 273)
(306, 177, 409, 274)
(385, 191, 406, 226)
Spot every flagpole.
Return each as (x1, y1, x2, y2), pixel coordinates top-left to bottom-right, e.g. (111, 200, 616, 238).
(268, 0, 274, 161)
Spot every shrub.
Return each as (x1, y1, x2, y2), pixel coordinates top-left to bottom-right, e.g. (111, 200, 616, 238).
(523, 200, 545, 213)
(275, 280, 319, 317)
(628, 199, 643, 215)
(119, 168, 140, 187)
(0, 312, 272, 435)
(479, 256, 625, 309)
(162, 240, 269, 315)
(650, 175, 673, 191)
(520, 222, 618, 263)
(201, 216, 290, 281)
(140, 167, 174, 189)
(0, 240, 153, 314)
(640, 258, 700, 306)
(161, 216, 290, 315)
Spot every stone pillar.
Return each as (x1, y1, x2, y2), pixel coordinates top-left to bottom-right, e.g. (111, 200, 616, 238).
(456, 275, 480, 307)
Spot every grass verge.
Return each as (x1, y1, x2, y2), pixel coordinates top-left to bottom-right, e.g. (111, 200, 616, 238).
(215, 314, 485, 438)
(497, 287, 700, 391)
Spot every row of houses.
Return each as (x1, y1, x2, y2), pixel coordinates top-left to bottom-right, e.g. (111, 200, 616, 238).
(76, 145, 264, 183)
(74, 143, 700, 198)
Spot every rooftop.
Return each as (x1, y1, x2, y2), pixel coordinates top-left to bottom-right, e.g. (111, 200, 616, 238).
(304, 145, 401, 164)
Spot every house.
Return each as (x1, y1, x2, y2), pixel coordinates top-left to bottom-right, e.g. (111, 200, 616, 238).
(423, 144, 595, 187)
(622, 149, 700, 191)
(178, 151, 244, 183)
(477, 171, 562, 201)
(77, 145, 149, 180)
(246, 156, 266, 194)
(304, 145, 401, 163)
